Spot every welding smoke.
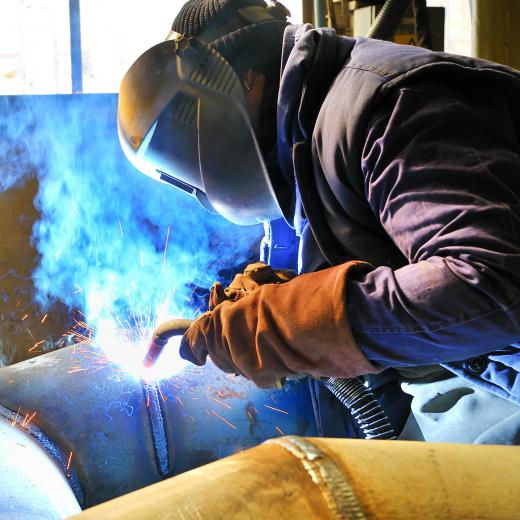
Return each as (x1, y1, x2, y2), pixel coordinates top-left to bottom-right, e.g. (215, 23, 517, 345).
(0, 94, 260, 346)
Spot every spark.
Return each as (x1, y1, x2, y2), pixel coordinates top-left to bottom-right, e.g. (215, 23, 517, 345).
(29, 340, 45, 352)
(210, 410, 237, 430)
(11, 405, 21, 426)
(190, 306, 202, 319)
(70, 200, 79, 215)
(89, 365, 108, 374)
(264, 404, 289, 415)
(163, 225, 171, 268)
(68, 368, 87, 374)
(41, 314, 48, 324)
(209, 396, 232, 409)
(78, 349, 105, 358)
(22, 411, 36, 428)
(118, 220, 124, 239)
(176, 396, 184, 407)
(275, 426, 285, 436)
(66, 451, 73, 472)
(21, 314, 29, 321)
(73, 285, 83, 294)
(158, 385, 167, 402)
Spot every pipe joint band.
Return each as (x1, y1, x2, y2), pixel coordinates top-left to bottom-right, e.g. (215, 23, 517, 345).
(266, 436, 365, 520)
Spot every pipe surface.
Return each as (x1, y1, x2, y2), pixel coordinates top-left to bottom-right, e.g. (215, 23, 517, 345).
(0, 417, 81, 519)
(73, 436, 520, 519)
(0, 344, 317, 507)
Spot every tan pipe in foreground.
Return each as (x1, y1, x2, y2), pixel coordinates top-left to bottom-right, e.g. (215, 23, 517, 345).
(75, 436, 520, 519)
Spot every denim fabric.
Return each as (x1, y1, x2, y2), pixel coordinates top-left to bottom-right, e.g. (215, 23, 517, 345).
(444, 346, 520, 405)
(400, 371, 520, 444)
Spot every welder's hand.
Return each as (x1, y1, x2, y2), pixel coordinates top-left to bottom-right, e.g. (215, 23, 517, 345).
(179, 261, 379, 388)
(209, 262, 297, 310)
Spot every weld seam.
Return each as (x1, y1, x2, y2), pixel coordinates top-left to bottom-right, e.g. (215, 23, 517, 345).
(142, 381, 170, 476)
(0, 402, 85, 507)
(266, 436, 366, 520)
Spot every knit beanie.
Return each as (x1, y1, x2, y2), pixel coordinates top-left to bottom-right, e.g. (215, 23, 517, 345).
(172, 0, 289, 156)
(172, 0, 289, 76)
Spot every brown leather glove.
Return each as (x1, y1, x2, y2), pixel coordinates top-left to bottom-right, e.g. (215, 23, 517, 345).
(180, 261, 379, 389)
(209, 262, 297, 309)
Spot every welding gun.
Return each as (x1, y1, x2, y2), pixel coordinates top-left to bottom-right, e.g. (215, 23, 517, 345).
(143, 318, 395, 439)
(143, 318, 194, 368)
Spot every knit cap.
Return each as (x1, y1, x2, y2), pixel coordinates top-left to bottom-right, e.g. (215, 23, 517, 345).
(171, 0, 289, 75)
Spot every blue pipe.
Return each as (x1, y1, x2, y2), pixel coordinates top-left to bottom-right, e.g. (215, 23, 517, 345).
(313, 0, 326, 27)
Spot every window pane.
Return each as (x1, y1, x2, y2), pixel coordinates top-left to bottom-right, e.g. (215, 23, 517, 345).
(285, 0, 303, 24)
(80, 0, 184, 93)
(0, 0, 71, 94)
(80, 0, 303, 93)
(427, 0, 472, 56)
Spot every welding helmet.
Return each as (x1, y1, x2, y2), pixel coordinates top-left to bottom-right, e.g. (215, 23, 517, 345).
(118, 9, 286, 226)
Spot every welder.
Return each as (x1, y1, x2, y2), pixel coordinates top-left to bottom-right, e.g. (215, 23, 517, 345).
(118, 0, 520, 443)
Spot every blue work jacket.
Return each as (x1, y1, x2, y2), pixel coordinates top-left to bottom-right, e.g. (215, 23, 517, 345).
(265, 24, 520, 421)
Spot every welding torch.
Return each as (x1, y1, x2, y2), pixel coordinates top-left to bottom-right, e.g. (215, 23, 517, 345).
(143, 318, 194, 368)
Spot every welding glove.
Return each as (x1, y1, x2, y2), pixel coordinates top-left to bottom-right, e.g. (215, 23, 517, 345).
(180, 261, 379, 388)
(209, 262, 297, 310)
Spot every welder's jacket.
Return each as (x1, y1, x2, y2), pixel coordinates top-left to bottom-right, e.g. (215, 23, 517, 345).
(273, 25, 520, 418)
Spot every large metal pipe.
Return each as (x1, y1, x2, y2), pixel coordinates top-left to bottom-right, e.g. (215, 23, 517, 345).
(0, 417, 81, 519)
(0, 342, 317, 508)
(74, 436, 520, 519)
(471, 0, 520, 69)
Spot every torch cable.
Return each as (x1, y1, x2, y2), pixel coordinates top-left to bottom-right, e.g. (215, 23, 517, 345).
(323, 377, 397, 440)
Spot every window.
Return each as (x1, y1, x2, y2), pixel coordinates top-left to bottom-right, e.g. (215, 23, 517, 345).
(0, 0, 72, 94)
(1, 0, 303, 95)
(81, 0, 303, 93)
(427, 0, 471, 56)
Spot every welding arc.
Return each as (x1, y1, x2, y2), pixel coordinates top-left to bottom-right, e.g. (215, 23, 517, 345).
(143, 318, 194, 368)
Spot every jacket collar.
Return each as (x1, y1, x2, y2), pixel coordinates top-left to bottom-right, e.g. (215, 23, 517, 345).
(276, 25, 353, 229)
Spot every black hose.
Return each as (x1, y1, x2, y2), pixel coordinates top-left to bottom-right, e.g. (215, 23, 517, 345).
(152, 318, 194, 342)
(327, 0, 337, 29)
(366, 0, 412, 41)
(324, 377, 397, 439)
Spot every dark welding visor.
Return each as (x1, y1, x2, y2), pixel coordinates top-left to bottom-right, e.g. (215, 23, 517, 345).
(117, 33, 283, 225)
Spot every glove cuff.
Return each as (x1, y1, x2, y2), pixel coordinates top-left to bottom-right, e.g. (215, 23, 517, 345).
(211, 261, 379, 388)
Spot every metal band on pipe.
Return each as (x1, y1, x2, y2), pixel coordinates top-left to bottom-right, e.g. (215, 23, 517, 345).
(142, 381, 171, 477)
(266, 436, 366, 520)
(0, 403, 85, 506)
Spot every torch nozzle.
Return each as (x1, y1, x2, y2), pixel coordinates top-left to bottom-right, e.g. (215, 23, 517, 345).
(143, 318, 194, 368)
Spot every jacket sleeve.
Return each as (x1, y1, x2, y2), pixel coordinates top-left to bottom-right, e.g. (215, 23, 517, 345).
(346, 83, 520, 368)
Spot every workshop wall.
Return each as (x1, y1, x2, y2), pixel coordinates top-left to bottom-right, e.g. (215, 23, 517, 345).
(0, 177, 69, 366)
